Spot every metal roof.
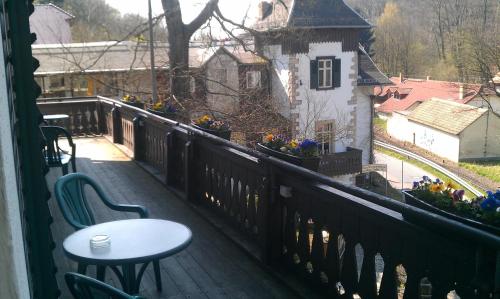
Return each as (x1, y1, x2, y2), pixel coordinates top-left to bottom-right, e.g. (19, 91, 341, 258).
(407, 98, 488, 135)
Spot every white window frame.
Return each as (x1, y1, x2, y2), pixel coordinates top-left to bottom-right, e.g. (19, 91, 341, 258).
(318, 59, 333, 89)
(315, 120, 335, 154)
(246, 71, 261, 89)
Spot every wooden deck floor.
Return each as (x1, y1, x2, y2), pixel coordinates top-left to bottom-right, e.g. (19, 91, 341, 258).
(47, 137, 297, 299)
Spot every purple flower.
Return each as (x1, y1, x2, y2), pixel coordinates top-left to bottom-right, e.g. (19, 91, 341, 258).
(422, 176, 430, 182)
(412, 181, 420, 189)
(299, 139, 318, 150)
(452, 190, 465, 202)
(480, 191, 500, 211)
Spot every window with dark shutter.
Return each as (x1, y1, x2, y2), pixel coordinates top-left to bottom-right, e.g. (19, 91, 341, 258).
(310, 60, 318, 89)
(333, 58, 341, 88)
(311, 56, 339, 90)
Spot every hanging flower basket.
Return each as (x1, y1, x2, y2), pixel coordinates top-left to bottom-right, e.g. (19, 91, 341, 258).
(403, 177, 500, 236)
(192, 115, 231, 140)
(257, 134, 320, 172)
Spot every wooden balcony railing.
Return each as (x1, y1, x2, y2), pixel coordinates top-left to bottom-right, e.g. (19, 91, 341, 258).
(38, 97, 500, 299)
(319, 147, 362, 176)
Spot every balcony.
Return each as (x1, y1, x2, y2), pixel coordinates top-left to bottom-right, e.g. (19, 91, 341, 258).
(39, 97, 500, 299)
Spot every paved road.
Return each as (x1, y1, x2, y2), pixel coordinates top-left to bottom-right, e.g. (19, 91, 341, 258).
(374, 150, 436, 189)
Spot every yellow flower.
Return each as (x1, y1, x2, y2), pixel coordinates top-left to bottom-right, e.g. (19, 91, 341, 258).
(153, 102, 164, 110)
(289, 139, 299, 148)
(429, 184, 441, 193)
(446, 181, 457, 190)
(265, 134, 274, 142)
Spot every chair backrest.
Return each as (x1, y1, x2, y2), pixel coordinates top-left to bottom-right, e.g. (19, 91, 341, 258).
(65, 272, 142, 299)
(54, 173, 111, 230)
(40, 126, 70, 165)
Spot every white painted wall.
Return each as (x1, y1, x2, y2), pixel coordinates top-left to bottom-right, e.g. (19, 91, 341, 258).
(264, 41, 358, 154)
(355, 87, 373, 164)
(30, 5, 72, 44)
(387, 112, 411, 142)
(205, 52, 239, 115)
(0, 32, 30, 299)
(388, 113, 461, 162)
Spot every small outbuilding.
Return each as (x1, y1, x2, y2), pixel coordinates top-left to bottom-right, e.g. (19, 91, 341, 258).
(387, 98, 500, 162)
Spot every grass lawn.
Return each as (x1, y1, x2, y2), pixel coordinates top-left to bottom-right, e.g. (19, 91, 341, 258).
(373, 117, 387, 130)
(375, 146, 477, 198)
(459, 161, 500, 185)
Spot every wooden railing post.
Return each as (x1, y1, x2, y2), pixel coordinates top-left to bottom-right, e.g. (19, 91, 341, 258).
(111, 106, 122, 144)
(184, 136, 194, 201)
(165, 131, 174, 186)
(263, 165, 283, 264)
(133, 116, 144, 161)
(97, 99, 105, 135)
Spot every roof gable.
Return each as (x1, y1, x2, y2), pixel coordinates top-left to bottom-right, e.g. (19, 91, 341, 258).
(407, 98, 487, 135)
(255, 0, 370, 30)
(288, 0, 371, 29)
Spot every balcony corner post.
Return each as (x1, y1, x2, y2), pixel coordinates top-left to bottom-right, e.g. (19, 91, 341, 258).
(133, 116, 144, 161)
(111, 106, 122, 144)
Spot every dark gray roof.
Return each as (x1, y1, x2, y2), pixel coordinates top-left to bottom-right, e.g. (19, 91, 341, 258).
(288, 0, 371, 28)
(255, 0, 370, 30)
(358, 46, 392, 86)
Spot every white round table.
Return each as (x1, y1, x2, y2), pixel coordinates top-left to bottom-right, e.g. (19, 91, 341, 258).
(63, 219, 192, 294)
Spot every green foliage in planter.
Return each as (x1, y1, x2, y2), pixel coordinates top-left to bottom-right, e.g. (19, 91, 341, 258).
(411, 177, 500, 228)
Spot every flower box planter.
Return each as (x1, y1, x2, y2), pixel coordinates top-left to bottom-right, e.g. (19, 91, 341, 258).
(403, 190, 500, 236)
(192, 124, 231, 140)
(256, 143, 320, 172)
(147, 108, 179, 119)
(122, 101, 144, 109)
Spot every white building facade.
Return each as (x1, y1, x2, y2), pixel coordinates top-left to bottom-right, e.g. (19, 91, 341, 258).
(255, 0, 390, 169)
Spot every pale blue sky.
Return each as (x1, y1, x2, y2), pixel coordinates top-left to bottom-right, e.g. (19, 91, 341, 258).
(104, 0, 255, 23)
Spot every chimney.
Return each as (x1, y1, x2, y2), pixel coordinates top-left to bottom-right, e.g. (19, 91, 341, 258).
(426, 75, 431, 81)
(258, 1, 273, 20)
(459, 84, 464, 100)
(399, 72, 403, 83)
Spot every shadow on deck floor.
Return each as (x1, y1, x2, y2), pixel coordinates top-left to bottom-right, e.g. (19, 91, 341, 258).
(47, 137, 297, 299)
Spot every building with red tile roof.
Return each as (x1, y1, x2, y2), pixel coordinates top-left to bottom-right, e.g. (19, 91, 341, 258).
(375, 76, 482, 116)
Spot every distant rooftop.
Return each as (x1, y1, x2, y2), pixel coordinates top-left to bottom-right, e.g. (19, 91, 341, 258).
(407, 98, 487, 135)
(377, 77, 482, 114)
(32, 41, 171, 74)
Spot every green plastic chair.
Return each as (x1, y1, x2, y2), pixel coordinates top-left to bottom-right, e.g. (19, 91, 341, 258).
(55, 173, 162, 292)
(41, 126, 76, 175)
(65, 272, 145, 299)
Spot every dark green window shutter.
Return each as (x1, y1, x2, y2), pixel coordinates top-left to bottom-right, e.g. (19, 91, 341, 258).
(310, 60, 318, 89)
(333, 58, 341, 88)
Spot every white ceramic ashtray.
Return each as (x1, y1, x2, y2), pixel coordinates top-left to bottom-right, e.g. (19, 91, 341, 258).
(90, 234, 111, 248)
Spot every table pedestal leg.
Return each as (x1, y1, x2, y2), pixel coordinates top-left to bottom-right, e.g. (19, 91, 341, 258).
(121, 264, 138, 294)
(77, 263, 87, 275)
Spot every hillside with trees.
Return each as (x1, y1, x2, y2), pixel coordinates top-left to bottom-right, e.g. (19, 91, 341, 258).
(346, 0, 499, 84)
(34, 0, 167, 42)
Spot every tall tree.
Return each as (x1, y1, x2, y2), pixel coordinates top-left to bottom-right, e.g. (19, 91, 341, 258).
(162, 0, 219, 99)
